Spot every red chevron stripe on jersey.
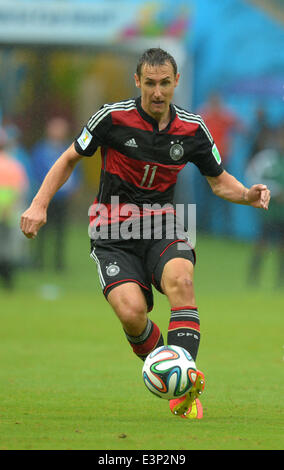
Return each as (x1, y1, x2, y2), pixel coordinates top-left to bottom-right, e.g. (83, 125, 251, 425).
(170, 118, 200, 136)
(89, 198, 176, 226)
(112, 109, 154, 132)
(112, 108, 200, 136)
(105, 149, 186, 191)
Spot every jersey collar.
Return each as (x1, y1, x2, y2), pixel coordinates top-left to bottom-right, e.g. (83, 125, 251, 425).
(135, 96, 176, 132)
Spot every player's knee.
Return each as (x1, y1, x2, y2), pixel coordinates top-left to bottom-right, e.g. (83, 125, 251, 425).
(164, 273, 195, 306)
(164, 274, 196, 306)
(109, 288, 148, 332)
(119, 301, 147, 329)
(164, 273, 194, 297)
(160, 258, 195, 298)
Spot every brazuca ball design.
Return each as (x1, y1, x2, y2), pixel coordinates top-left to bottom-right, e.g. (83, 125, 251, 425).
(142, 345, 197, 400)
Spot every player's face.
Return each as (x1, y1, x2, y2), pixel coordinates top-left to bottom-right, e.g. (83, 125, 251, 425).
(134, 62, 180, 121)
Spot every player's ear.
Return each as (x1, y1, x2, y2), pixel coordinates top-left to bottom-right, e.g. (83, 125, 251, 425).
(174, 73, 180, 88)
(134, 73, 141, 88)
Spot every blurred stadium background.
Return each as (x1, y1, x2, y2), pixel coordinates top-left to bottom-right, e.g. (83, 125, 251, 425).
(0, 0, 283, 450)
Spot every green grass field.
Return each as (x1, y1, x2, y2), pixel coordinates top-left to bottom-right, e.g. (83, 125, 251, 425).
(0, 225, 283, 450)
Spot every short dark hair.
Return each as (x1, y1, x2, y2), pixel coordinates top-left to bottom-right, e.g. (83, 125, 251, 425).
(136, 48, 178, 78)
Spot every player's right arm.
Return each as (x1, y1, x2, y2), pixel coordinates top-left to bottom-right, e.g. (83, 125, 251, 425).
(21, 104, 112, 239)
(20, 143, 83, 239)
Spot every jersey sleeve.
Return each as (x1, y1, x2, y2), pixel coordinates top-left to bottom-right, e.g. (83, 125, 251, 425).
(189, 123, 224, 177)
(74, 105, 112, 157)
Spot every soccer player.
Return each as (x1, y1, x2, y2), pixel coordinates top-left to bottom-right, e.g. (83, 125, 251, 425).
(20, 48, 270, 420)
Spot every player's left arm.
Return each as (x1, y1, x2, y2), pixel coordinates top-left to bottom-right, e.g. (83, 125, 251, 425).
(206, 170, 271, 210)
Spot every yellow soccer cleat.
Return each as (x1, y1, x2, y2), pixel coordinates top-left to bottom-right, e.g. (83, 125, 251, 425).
(169, 370, 205, 419)
(170, 398, 203, 419)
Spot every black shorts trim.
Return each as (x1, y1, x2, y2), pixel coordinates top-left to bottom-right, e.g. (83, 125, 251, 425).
(151, 239, 196, 293)
(158, 239, 196, 263)
(103, 278, 151, 296)
(90, 235, 196, 312)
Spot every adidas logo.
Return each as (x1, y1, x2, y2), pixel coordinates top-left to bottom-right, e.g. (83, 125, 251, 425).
(124, 138, 138, 148)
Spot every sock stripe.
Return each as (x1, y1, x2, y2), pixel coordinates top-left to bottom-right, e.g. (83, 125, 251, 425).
(132, 335, 161, 356)
(130, 323, 162, 356)
(171, 305, 197, 311)
(125, 318, 152, 344)
(168, 306, 201, 361)
(170, 311, 199, 319)
(125, 319, 164, 360)
(168, 320, 200, 332)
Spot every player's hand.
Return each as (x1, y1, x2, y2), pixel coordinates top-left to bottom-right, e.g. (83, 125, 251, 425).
(247, 184, 270, 210)
(20, 202, 47, 239)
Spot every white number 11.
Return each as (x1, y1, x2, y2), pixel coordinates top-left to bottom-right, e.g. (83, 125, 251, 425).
(140, 164, 158, 188)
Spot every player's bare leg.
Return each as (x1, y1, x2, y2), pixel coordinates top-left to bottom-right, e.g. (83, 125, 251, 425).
(108, 282, 148, 336)
(161, 257, 196, 307)
(161, 258, 205, 419)
(107, 282, 164, 360)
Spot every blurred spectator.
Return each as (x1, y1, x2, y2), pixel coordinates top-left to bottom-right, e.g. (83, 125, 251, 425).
(248, 107, 276, 162)
(198, 93, 244, 165)
(31, 117, 81, 271)
(0, 127, 28, 289)
(245, 123, 284, 288)
(4, 123, 35, 203)
(196, 93, 244, 234)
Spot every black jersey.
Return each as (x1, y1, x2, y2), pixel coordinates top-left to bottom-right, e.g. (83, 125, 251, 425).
(74, 97, 223, 228)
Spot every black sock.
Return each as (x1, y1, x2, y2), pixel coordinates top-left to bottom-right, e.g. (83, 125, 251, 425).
(125, 318, 164, 361)
(167, 306, 200, 361)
